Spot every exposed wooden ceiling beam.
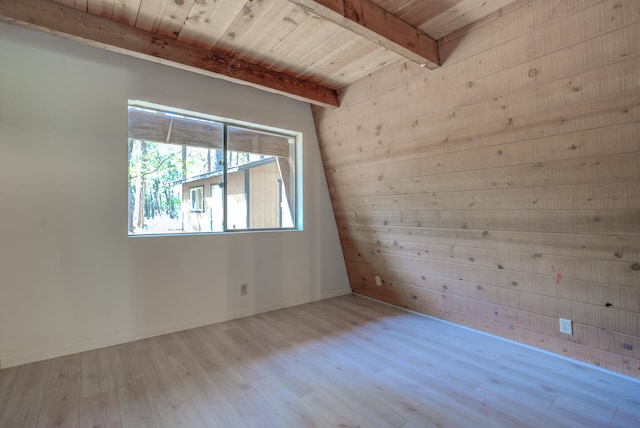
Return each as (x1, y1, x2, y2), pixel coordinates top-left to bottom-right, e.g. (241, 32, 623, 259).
(0, 0, 340, 108)
(291, 0, 440, 69)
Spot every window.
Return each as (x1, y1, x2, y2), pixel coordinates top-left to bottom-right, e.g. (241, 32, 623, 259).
(127, 101, 300, 235)
(189, 186, 204, 212)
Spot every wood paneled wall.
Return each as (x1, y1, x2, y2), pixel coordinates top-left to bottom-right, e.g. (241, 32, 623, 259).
(312, 0, 640, 378)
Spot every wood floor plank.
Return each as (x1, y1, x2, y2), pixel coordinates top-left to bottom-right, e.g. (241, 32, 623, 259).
(208, 368, 282, 428)
(550, 393, 619, 422)
(251, 375, 329, 427)
(0, 366, 17, 401)
(614, 406, 640, 426)
(301, 351, 410, 428)
(167, 350, 249, 428)
(0, 391, 46, 428)
(429, 374, 542, 428)
(496, 354, 638, 409)
(472, 381, 570, 427)
(108, 342, 144, 389)
(179, 327, 232, 375)
(374, 367, 486, 427)
(78, 390, 122, 428)
(0, 295, 638, 427)
(110, 342, 164, 428)
(78, 348, 121, 428)
(80, 348, 115, 398)
(302, 388, 374, 428)
(0, 365, 19, 414)
(114, 376, 165, 428)
(134, 337, 208, 428)
(0, 361, 50, 428)
(200, 327, 275, 384)
(37, 354, 82, 428)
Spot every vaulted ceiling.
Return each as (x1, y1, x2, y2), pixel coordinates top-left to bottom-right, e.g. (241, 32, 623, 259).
(0, 0, 516, 106)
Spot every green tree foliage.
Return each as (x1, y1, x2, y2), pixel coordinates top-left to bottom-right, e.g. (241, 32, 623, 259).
(128, 139, 218, 232)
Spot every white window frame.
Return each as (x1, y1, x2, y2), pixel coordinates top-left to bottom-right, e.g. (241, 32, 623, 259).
(127, 100, 302, 236)
(189, 186, 204, 212)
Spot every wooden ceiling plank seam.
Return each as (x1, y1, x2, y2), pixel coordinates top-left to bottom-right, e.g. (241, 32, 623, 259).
(155, 0, 197, 39)
(177, 0, 225, 47)
(267, 16, 336, 71)
(307, 37, 384, 79)
(237, 3, 311, 65)
(371, 0, 418, 16)
(316, 48, 399, 86)
(396, 0, 464, 29)
(76, 0, 88, 11)
(87, 0, 114, 19)
(54, 0, 87, 11)
(292, 34, 366, 81)
(312, 43, 400, 86)
(265, 10, 318, 63)
(212, 0, 279, 57)
(134, 0, 169, 33)
(277, 20, 401, 88)
(419, 0, 516, 40)
(0, 0, 340, 107)
(229, 1, 302, 62)
(289, 0, 441, 68)
(111, 0, 141, 26)
(438, 0, 532, 46)
(177, 0, 243, 49)
(371, 0, 463, 29)
(319, 57, 407, 107)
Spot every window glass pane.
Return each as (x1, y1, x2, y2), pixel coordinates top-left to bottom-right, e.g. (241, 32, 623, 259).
(128, 106, 223, 234)
(189, 186, 204, 212)
(226, 126, 296, 230)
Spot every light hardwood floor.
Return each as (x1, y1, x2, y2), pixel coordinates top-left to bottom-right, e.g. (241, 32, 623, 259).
(0, 294, 638, 427)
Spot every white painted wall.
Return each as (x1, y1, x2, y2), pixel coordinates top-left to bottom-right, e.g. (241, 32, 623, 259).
(0, 23, 350, 369)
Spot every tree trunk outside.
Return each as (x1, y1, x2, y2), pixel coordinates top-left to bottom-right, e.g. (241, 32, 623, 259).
(182, 145, 187, 178)
(132, 141, 147, 231)
(127, 139, 134, 233)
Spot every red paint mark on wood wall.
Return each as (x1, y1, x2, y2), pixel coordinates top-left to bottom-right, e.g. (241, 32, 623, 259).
(552, 265, 562, 284)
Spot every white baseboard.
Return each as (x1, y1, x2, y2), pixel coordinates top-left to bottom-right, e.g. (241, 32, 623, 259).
(0, 288, 351, 369)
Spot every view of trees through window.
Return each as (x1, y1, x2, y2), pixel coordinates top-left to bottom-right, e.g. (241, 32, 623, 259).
(127, 104, 297, 235)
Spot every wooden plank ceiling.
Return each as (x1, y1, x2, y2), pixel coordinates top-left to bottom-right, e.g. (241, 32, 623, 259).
(0, 0, 516, 106)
